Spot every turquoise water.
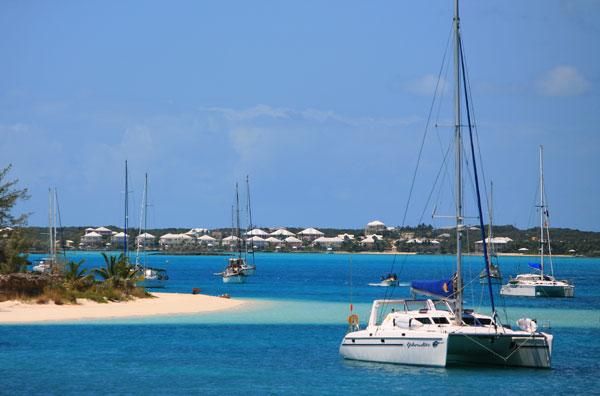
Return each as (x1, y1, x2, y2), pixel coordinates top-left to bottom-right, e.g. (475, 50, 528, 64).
(3, 252, 600, 394)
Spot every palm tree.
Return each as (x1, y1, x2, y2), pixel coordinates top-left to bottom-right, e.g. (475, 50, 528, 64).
(63, 259, 93, 290)
(94, 253, 140, 290)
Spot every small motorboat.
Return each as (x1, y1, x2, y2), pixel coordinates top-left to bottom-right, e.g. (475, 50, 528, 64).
(32, 259, 53, 274)
(369, 273, 399, 287)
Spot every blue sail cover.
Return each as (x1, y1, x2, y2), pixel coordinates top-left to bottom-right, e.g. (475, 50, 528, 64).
(411, 277, 455, 298)
(529, 262, 542, 270)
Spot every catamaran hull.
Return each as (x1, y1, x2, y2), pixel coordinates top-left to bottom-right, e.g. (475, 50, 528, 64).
(340, 331, 552, 369)
(500, 284, 574, 298)
(340, 332, 448, 367)
(447, 333, 553, 368)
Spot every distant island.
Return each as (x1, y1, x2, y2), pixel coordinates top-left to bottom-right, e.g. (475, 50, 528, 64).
(13, 222, 600, 257)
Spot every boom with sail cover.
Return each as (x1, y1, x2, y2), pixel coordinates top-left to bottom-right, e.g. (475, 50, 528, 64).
(411, 276, 456, 299)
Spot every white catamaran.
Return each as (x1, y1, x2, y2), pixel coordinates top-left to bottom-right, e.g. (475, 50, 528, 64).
(340, 0, 553, 368)
(500, 146, 574, 298)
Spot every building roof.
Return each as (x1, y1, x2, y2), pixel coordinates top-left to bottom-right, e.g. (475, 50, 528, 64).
(367, 220, 385, 227)
(246, 228, 269, 236)
(198, 235, 216, 241)
(247, 236, 266, 242)
(298, 227, 324, 236)
(83, 231, 102, 238)
(285, 236, 302, 243)
(95, 226, 112, 233)
(266, 237, 283, 243)
(137, 232, 155, 239)
(113, 232, 128, 238)
(222, 235, 240, 241)
(270, 228, 295, 237)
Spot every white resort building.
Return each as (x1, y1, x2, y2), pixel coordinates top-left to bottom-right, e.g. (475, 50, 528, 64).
(284, 236, 303, 248)
(313, 236, 344, 249)
(159, 233, 195, 250)
(135, 232, 156, 248)
(365, 220, 386, 235)
(246, 228, 269, 238)
(81, 231, 103, 249)
(111, 232, 128, 248)
(270, 228, 295, 238)
(222, 235, 241, 248)
(298, 227, 324, 242)
(94, 226, 113, 236)
(475, 236, 513, 252)
(246, 236, 268, 249)
(197, 234, 217, 246)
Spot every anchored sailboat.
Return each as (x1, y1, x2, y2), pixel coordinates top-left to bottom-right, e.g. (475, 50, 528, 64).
(216, 183, 247, 284)
(340, 0, 553, 368)
(33, 188, 60, 274)
(134, 173, 168, 288)
(500, 146, 574, 298)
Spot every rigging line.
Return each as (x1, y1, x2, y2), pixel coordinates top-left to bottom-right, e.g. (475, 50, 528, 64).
(382, 22, 454, 309)
(459, 33, 497, 320)
(418, 140, 452, 224)
(434, 24, 454, 124)
(459, 35, 491, 210)
(400, 22, 453, 229)
(55, 189, 67, 263)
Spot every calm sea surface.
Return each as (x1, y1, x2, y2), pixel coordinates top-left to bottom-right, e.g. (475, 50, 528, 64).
(2, 252, 599, 395)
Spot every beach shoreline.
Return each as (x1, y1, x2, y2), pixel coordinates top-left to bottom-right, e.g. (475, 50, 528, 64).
(0, 292, 250, 324)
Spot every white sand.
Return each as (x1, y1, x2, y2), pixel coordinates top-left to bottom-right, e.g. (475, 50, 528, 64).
(0, 293, 248, 324)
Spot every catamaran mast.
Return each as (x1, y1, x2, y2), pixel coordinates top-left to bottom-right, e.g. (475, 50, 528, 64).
(539, 145, 545, 278)
(453, 0, 463, 325)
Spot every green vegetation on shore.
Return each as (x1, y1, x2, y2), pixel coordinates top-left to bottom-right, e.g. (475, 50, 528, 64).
(0, 164, 149, 304)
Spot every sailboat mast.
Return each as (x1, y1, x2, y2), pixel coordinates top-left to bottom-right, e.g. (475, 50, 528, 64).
(246, 175, 255, 266)
(136, 173, 148, 266)
(488, 182, 494, 257)
(235, 183, 242, 258)
(124, 160, 129, 259)
(48, 188, 54, 267)
(539, 145, 545, 278)
(453, 0, 463, 324)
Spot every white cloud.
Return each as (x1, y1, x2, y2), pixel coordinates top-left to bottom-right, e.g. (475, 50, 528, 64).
(404, 74, 448, 96)
(536, 65, 590, 96)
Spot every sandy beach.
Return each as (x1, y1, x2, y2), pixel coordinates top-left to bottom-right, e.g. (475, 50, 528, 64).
(0, 293, 249, 324)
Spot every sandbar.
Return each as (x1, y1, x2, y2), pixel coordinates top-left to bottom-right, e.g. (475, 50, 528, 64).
(0, 292, 249, 324)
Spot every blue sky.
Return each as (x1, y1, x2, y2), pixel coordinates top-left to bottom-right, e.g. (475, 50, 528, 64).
(1, 0, 598, 230)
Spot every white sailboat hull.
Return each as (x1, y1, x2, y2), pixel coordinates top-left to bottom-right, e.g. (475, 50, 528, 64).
(222, 274, 245, 284)
(501, 283, 574, 298)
